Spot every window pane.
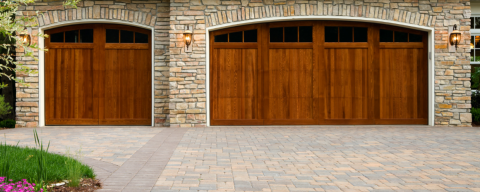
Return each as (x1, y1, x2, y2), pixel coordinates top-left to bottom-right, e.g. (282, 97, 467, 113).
(229, 31, 242, 42)
(106, 29, 119, 43)
(380, 29, 393, 42)
(472, 36, 475, 50)
(354, 27, 367, 42)
(476, 18, 480, 30)
(135, 32, 148, 43)
(476, 49, 480, 62)
(120, 30, 134, 43)
(472, 17, 475, 29)
(471, 49, 475, 62)
(80, 29, 93, 43)
(325, 27, 338, 42)
(394, 31, 408, 42)
(65, 30, 78, 43)
(299, 26, 313, 42)
(50, 32, 63, 42)
(409, 33, 423, 42)
(214, 34, 228, 42)
(284, 27, 298, 42)
(339, 27, 353, 42)
(476, 36, 480, 48)
(244, 29, 257, 42)
(270, 27, 283, 42)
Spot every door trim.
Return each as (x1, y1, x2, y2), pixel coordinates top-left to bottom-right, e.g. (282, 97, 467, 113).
(38, 19, 155, 127)
(205, 16, 435, 126)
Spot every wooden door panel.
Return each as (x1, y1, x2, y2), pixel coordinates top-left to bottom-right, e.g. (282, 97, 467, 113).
(101, 49, 151, 125)
(324, 48, 368, 120)
(212, 48, 257, 121)
(45, 48, 97, 125)
(265, 49, 314, 122)
(379, 48, 423, 120)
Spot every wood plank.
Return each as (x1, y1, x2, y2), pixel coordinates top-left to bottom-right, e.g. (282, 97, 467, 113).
(379, 42, 423, 49)
(105, 43, 149, 50)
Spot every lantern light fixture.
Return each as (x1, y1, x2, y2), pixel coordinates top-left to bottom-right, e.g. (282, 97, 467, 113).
(183, 26, 193, 49)
(19, 29, 31, 46)
(449, 24, 461, 49)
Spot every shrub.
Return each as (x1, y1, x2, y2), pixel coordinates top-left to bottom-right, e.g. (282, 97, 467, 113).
(0, 120, 16, 128)
(473, 91, 480, 109)
(472, 107, 480, 123)
(0, 95, 12, 120)
(473, 67, 480, 90)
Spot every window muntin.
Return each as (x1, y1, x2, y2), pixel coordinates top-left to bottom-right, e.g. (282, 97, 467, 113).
(269, 26, 312, 42)
(325, 27, 368, 42)
(214, 29, 258, 43)
(380, 29, 422, 42)
(49, 29, 93, 43)
(105, 29, 148, 43)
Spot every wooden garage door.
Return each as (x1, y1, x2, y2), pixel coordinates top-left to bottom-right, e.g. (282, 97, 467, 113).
(45, 24, 151, 125)
(210, 21, 428, 125)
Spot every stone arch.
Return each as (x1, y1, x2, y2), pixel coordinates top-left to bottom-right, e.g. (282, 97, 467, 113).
(205, 3, 435, 29)
(36, 6, 156, 28)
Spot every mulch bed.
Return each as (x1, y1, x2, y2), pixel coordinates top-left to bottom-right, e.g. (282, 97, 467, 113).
(49, 178, 101, 192)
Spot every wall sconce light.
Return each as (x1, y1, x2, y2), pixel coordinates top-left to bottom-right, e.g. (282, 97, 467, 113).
(450, 24, 461, 49)
(19, 33, 31, 46)
(184, 26, 193, 49)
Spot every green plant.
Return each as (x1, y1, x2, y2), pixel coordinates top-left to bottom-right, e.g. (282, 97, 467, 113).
(0, 95, 12, 119)
(0, 119, 15, 128)
(65, 148, 83, 187)
(472, 107, 480, 123)
(33, 129, 50, 191)
(0, 137, 11, 181)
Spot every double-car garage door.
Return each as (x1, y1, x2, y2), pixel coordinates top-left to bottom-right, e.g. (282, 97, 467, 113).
(210, 21, 428, 125)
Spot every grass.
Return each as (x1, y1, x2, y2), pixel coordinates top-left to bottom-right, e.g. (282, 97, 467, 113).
(0, 136, 95, 186)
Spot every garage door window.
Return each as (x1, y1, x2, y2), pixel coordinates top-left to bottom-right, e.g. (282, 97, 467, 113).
(214, 29, 258, 42)
(106, 29, 149, 43)
(269, 26, 312, 42)
(380, 29, 423, 42)
(325, 27, 368, 42)
(50, 29, 93, 43)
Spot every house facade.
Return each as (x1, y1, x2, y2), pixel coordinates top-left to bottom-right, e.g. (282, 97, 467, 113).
(15, 0, 472, 127)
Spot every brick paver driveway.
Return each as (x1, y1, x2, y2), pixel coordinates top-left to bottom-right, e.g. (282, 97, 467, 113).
(1, 126, 480, 192)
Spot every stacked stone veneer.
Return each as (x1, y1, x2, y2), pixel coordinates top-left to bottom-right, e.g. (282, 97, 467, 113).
(16, 0, 471, 127)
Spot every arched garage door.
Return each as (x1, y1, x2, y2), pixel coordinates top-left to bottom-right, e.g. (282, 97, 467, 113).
(45, 24, 151, 125)
(209, 21, 428, 125)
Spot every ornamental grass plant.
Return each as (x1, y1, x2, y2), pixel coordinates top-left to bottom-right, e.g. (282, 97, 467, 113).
(0, 130, 95, 191)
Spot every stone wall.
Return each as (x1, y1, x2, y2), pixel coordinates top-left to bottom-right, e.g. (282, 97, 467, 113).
(16, 0, 472, 127)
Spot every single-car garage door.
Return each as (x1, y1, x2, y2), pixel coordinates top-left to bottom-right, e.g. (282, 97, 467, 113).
(209, 21, 428, 125)
(45, 24, 151, 125)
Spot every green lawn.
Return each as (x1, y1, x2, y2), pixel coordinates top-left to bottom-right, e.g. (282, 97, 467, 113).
(0, 144, 95, 183)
